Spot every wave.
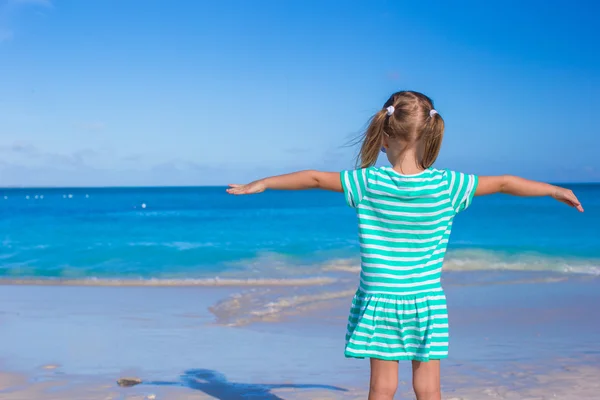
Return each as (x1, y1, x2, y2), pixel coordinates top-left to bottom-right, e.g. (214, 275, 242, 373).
(2, 249, 598, 289)
(209, 250, 600, 327)
(210, 288, 356, 326)
(3, 249, 598, 327)
(0, 276, 337, 287)
(446, 249, 600, 275)
(322, 250, 600, 276)
(127, 241, 216, 250)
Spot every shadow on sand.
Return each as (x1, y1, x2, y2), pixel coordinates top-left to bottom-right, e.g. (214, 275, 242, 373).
(148, 368, 348, 399)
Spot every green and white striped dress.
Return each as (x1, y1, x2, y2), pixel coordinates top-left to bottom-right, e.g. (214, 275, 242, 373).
(341, 166, 478, 361)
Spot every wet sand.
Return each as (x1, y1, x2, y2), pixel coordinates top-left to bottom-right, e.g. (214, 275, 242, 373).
(0, 272, 598, 399)
(2, 365, 600, 399)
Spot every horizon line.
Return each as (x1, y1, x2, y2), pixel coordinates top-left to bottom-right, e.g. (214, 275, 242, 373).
(1, 181, 599, 190)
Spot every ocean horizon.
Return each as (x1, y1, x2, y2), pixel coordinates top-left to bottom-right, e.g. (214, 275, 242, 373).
(2, 181, 600, 189)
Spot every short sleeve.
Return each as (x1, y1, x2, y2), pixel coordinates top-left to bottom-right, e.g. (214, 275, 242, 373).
(446, 170, 478, 213)
(340, 168, 371, 208)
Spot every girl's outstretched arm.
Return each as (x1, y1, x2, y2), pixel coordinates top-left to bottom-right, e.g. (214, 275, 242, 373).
(227, 170, 343, 195)
(476, 175, 584, 212)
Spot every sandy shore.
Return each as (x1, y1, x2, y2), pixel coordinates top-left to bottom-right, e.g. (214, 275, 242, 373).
(2, 365, 600, 399)
(0, 273, 599, 399)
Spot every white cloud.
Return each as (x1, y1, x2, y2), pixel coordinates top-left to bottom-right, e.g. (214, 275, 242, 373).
(0, 141, 100, 168)
(0, 160, 240, 187)
(0, 141, 38, 155)
(0, 142, 274, 187)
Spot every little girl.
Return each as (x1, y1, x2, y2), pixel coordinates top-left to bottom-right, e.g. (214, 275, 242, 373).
(227, 91, 583, 400)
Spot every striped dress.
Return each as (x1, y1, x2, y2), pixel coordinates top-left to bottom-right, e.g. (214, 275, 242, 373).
(341, 166, 478, 361)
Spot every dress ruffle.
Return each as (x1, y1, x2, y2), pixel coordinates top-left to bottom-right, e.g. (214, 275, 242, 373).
(344, 289, 449, 361)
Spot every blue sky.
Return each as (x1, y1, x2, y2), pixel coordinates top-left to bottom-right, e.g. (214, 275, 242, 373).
(1, 0, 598, 187)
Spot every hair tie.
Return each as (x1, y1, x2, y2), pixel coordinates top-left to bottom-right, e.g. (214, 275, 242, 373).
(386, 106, 395, 116)
(429, 109, 438, 118)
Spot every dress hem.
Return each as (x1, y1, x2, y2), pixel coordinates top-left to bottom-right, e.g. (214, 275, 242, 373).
(344, 352, 448, 362)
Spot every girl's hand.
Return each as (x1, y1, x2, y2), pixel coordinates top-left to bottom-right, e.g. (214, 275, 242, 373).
(552, 187, 584, 212)
(227, 181, 266, 195)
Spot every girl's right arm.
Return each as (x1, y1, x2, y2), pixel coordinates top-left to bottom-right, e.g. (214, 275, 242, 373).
(476, 175, 584, 212)
(227, 170, 343, 195)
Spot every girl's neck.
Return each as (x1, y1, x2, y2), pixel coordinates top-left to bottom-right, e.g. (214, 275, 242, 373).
(390, 149, 425, 176)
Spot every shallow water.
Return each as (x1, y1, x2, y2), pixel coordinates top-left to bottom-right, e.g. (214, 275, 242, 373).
(1, 185, 598, 283)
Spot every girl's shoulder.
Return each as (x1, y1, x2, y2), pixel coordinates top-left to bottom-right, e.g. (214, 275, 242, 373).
(367, 166, 448, 181)
(342, 166, 472, 189)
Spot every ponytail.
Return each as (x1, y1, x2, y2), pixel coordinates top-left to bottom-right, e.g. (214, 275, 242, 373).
(420, 112, 444, 169)
(357, 110, 388, 169)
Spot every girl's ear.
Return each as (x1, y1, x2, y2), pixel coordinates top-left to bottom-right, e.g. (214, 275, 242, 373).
(382, 134, 389, 148)
(381, 135, 390, 154)
(380, 135, 389, 154)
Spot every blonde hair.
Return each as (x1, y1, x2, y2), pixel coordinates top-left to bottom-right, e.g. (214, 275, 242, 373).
(357, 91, 444, 169)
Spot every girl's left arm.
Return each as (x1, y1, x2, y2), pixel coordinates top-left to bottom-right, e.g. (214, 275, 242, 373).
(475, 175, 584, 212)
(227, 170, 343, 195)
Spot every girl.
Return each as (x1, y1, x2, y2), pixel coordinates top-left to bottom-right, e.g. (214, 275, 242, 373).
(227, 91, 583, 400)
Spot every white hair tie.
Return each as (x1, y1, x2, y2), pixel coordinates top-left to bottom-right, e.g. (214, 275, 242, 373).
(429, 109, 438, 118)
(386, 106, 395, 116)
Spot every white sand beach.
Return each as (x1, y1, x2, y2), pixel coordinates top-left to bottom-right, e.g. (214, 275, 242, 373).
(0, 273, 599, 399)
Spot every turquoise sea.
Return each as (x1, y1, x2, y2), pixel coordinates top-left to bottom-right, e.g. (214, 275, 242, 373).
(1, 184, 598, 282)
